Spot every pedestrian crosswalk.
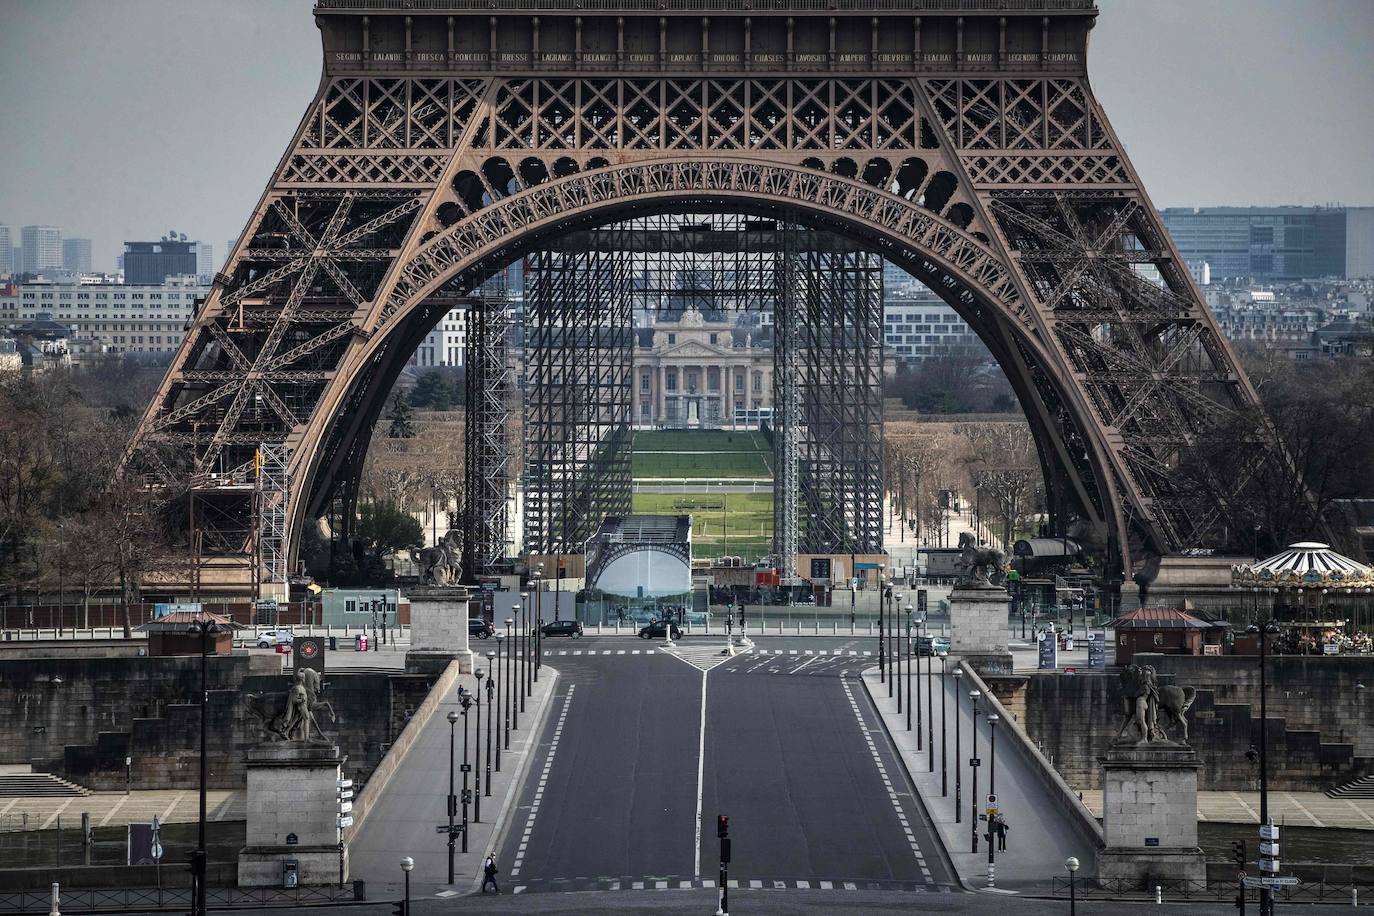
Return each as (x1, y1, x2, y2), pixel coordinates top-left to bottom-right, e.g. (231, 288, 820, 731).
(541, 647, 874, 658)
(505, 875, 945, 895)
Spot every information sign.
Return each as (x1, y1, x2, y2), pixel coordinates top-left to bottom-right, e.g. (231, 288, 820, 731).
(1038, 631, 1058, 670)
(1087, 635, 1106, 668)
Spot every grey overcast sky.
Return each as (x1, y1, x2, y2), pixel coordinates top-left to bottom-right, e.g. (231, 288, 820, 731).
(1, 0, 1371, 271)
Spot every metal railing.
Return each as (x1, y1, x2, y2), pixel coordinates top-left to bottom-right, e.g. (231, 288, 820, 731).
(0, 882, 364, 914)
(1049, 877, 1370, 904)
(316, 0, 1095, 13)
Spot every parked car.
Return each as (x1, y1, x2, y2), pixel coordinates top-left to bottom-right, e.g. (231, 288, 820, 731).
(916, 635, 951, 656)
(469, 617, 495, 639)
(638, 620, 683, 640)
(256, 629, 294, 648)
(541, 619, 584, 638)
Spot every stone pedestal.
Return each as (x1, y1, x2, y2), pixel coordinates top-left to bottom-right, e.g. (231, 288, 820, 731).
(1097, 743, 1206, 887)
(238, 743, 347, 887)
(948, 584, 1012, 675)
(406, 586, 473, 673)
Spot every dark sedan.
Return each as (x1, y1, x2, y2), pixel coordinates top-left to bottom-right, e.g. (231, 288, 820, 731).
(468, 618, 495, 639)
(541, 619, 584, 638)
(638, 620, 683, 640)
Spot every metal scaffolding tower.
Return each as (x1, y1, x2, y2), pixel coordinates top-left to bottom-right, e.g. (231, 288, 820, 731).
(522, 246, 635, 555)
(774, 227, 803, 583)
(773, 225, 886, 566)
(463, 281, 515, 579)
(255, 442, 290, 596)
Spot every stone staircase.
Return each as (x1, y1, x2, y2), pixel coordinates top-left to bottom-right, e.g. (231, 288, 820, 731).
(1327, 774, 1374, 799)
(0, 772, 90, 797)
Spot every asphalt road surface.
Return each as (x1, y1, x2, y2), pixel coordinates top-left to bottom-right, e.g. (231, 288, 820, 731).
(496, 634, 959, 900)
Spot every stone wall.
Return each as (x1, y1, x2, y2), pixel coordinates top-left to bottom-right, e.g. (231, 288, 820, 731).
(0, 654, 260, 770)
(0, 654, 439, 793)
(1136, 653, 1374, 757)
(1015, 668, 1374, 792)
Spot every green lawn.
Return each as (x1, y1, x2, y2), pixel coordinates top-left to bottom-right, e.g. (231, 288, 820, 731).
(632, 492, 774, 562)
(632, 430, 774, 478)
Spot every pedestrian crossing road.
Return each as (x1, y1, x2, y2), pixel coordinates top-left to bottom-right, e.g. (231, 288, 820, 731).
(541, 643, 875, 675)
(509, 876, 943, 894)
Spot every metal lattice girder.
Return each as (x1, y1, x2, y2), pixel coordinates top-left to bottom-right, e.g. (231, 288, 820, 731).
(120, 3, 1277, 592)
(523, 246, 635, 555)
(463, 285, 515, 577)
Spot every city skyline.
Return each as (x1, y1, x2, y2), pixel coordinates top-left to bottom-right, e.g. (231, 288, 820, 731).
(1, 0, 1372, 271)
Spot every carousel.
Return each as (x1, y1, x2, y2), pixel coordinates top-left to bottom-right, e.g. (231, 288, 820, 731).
(1231, 542, 1374, 654)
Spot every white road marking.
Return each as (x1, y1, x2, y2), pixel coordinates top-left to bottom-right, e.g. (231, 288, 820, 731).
(842, 679, 932, 882)
(693, 666, 708, 879)
(789, 655, 819, 675)
(509, 685, 575, 878)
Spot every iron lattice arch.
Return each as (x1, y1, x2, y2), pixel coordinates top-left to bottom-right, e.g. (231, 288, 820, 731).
(124, 1, 1270, 590)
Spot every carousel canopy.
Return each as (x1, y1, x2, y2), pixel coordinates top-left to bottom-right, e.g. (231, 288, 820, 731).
(1231, 542, 1374, 589)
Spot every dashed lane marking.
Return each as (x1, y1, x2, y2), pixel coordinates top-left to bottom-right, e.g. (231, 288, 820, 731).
(509, 684, 575, 879)
(842, 679, 932, 883)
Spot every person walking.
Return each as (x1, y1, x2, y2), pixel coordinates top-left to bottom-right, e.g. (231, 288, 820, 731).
(481, 853, 500, 893)
(993, 814, 1009, 851)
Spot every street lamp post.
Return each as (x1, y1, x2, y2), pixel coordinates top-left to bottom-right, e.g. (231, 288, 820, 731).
(400, 857, 413, 915)
(1065, 856, 1080, 915)
(952, 667, 963, 822)
(890, 591, 902, 698)
(905, 604, 913, 732)
(486, 652, 498, 779)
(519, 596, 529, 712)
(187, 616, 224, 916)
(473, 668, 485, 821)
(1258, 619, 1277, 916)
(988, 712, 999, 797)
(970, 688, 982, 853)
(504, 617, 515, 742)
(493, 635, 505, 766)
(926, 624, 935, 773)
(987, 711, 1000, 885)
(896, 597, 903, 716)
(940, 654, 949, 795)
(446, 710, 459, 881)
(460, 694, 471, 853)
(878, 575, 886, 685)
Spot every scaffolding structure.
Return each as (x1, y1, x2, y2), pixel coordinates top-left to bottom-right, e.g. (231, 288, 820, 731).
(519, 213, 884, 569)
(463, 281, 516, 578)
(255, 442, 290, 597)
(793, 235, 886, 557)
(522, 247, 635, 555)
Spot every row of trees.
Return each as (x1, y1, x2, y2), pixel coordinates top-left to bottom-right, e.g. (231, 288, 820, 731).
(408, 367, 466, 410)
(0, 363, 182, 635)
(1177, 345, 1374, 557)
(884, 346, 1374, 560)
(883, 419, 1042, 551)
(884, 352, 1017, 415)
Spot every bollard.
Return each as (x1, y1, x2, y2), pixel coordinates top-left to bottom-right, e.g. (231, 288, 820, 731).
(49, 882, 60, 916)
(1154, 885, 1162, 904)
(1352, 887, 1357, 906)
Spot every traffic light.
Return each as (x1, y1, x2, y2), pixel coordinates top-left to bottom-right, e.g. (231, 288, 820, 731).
(1232, 840, 1246, 868)
(717, 815, 729, 839)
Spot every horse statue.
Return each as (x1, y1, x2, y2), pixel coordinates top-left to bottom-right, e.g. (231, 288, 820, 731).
(1114, 664, 1196, 745)
(956, 532, 1007, 587)
(244, 667, 336, 744)
(410, 529, 462, 586)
